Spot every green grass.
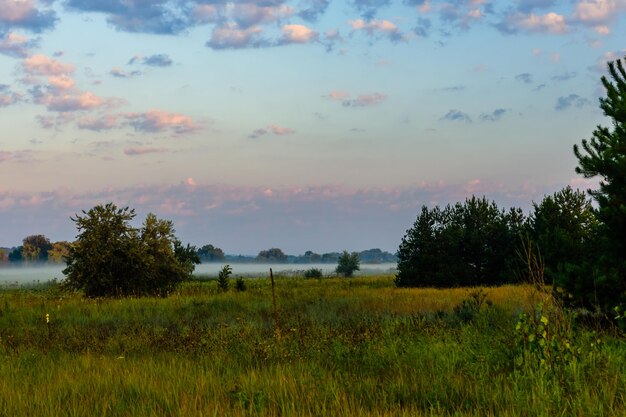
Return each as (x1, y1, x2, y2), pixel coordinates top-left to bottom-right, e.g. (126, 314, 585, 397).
(0, 275, 624, 416)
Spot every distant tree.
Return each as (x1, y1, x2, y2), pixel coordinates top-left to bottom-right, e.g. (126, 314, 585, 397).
(528, 186, 599, 284)
(197, 244, 225, 262)
(563, 56, 626, 311)
(336, 251, 360, 277)
(302, 250, 321, 262)
(63, 203, 199, 298)
(21, 235, 52, 262)
(48, 241, 72, 263)
(257, 248, 288, 263)
(321, 252, 340, 263)
(8, 247, 23, 262)
(0, 248, 7, 263)
(396, 196, 525, 287)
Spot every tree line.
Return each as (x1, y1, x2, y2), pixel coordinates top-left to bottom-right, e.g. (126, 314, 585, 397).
(1, 239, 395, 265)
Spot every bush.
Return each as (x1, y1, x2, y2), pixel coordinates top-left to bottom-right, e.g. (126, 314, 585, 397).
(304, 268, 323, 278)
(234, 277, 246, 292)
(62, 203, 199, 298)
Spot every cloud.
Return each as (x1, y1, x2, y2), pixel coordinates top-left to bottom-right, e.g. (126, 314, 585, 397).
(22, 54, 75, 76)
(554, 94, 590, 110)
(110, 67, 142, 78)
(0, 84, 22, 107)
(31, 86, 125, 113)
(0, 0, 57, 32)
(589, 50, 626, 73)
(341, 92, 388, 107)
(480, 108, 510, 121)
(77, 114, 121, 131)
(573, 0, 626, 35)
(352, 0, 391, 20)
(497, 11, 569, 34)
(441, 109, 472, 122)
(64, 0, 189, 35)
(325, 90, 350, 101)
(515, 72, 533, 84)
(413, 17, 432, 37)
(125, 110, 200, 134)
(249, 124, 295, 138)
(141, 53, 173, 67)
(281, 24, 318, 44)
(229, 3, 294, 29)
(438, 2, 486, 31)
(124, 146, 169, 156)
(516, 0, 557, 13)
(206, 22, 267, 50)
(551, 71, 577, 81)
(299, 0, 330, 22)
(0, 32, 39, 58)
(350, 19, 407, 42)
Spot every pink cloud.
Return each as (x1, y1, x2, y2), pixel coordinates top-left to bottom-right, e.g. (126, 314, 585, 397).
(281, 24, 317, 43)
(47, 75, 75, 90)
(268, 124, 295, 135)
(512, 12, 569, 34)
(0, 32, 38, 58)
(0, 0, 36, 22)
(22, 54, 74, 76)
(208, 23, 265, 49)
(125, 110, 200, 134)
(349, 19, 406, 42)
(326, 90, 350, 101)
(35, 90, 124, 112)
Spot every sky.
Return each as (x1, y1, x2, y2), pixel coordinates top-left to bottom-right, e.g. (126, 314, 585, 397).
(0, 0, 624, 255)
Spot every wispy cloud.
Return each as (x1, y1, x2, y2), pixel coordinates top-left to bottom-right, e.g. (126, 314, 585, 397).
(480, 108, 510, 122)
(554, 94, 590, 111)
(124, 146, 170, 156)
(441, 109, 472, 123)
(132, 53, 173, 67)
(125, 110, 201, 134)
(110, 68, 142, 78)
(515, 72, 533, 84)
(342, 93, 388, 107)
(249, 124, 295, 138)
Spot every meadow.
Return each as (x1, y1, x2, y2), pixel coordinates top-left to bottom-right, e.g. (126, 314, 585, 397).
(0, 275, 624, 416)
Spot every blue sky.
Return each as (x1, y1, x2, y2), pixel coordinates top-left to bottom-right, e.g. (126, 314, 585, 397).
(0, 0, 624, 254)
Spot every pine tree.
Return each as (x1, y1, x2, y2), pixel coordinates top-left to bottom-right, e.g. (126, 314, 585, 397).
(568, 56, 626, 310)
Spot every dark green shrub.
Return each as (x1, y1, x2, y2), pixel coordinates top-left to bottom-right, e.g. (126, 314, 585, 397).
(217, 265, 232, 292)
(234, 277, 246, 292)
(304, 268, 323, 278)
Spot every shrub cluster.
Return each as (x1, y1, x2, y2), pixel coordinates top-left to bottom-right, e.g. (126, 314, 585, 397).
(62, 203, 199, 298)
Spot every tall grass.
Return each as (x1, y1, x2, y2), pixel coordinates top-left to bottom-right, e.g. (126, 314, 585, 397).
(0, 275, 624, 416)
